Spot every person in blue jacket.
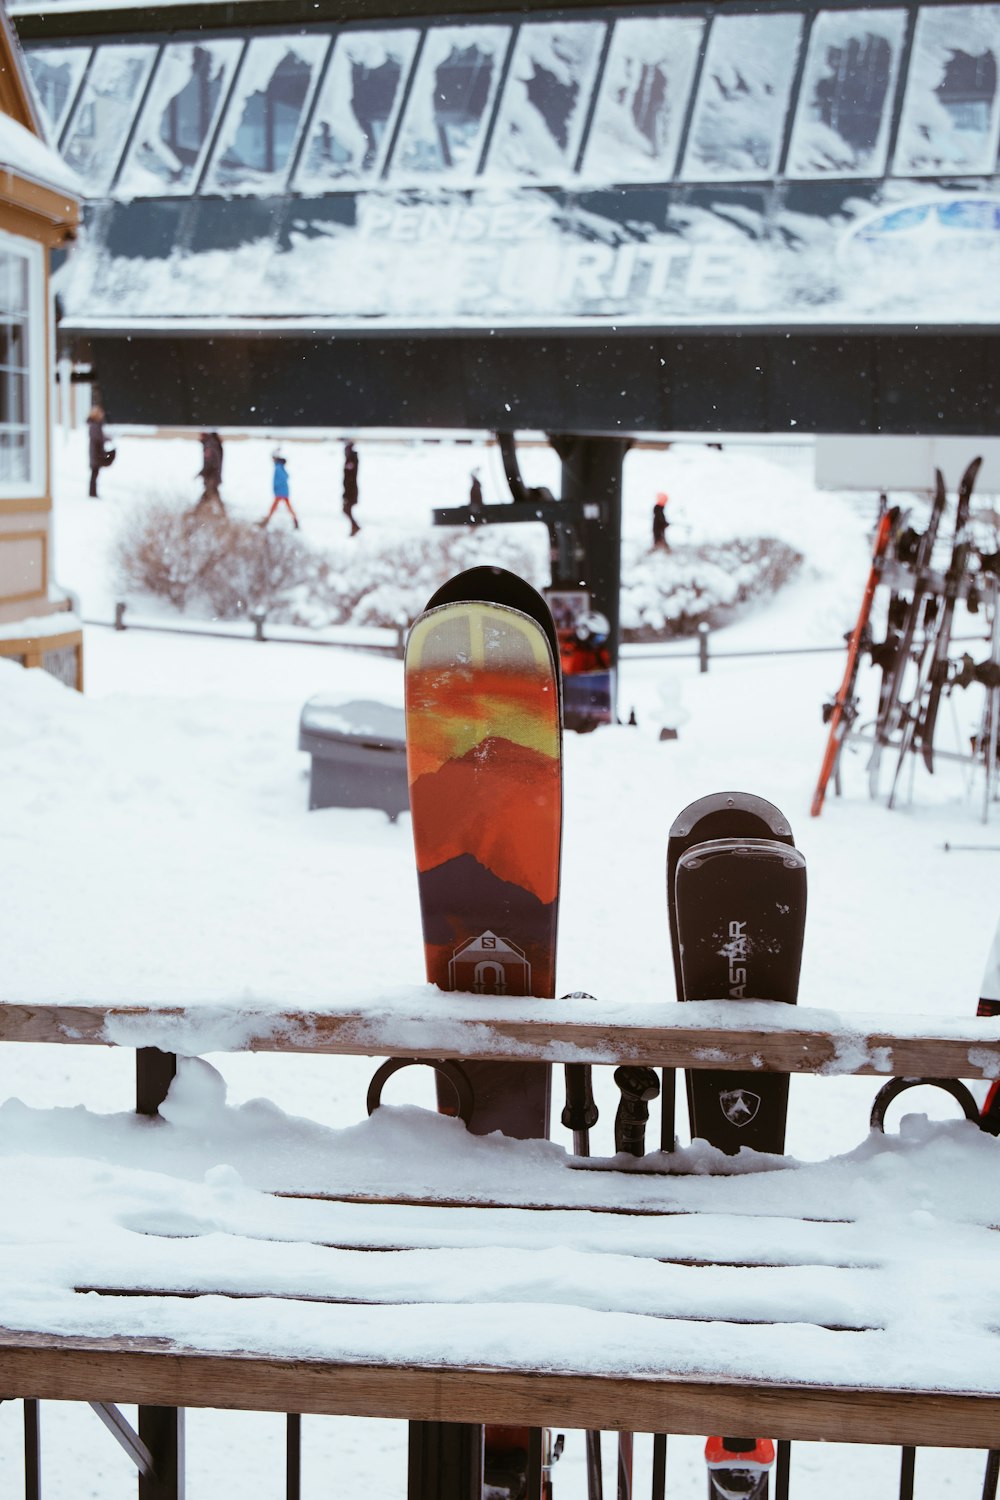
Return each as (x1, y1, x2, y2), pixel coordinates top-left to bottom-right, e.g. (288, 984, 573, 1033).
(260, 450, 299, 529)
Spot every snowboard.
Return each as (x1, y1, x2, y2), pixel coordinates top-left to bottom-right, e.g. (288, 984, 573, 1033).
(811, 503, 898, 817)
(977, 913, 1000, 1134)
(668, 792, 807, 1500)
(405, 565, 563, 1499)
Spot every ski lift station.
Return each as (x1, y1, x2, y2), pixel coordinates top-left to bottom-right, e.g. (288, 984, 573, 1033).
(12, 0, 1000, 657)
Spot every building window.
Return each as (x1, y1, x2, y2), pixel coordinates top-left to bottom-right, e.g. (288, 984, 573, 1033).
(24, 46, 92, 144)
(894, 4, 1000, 175)
(390, 24, 511, 181)
(206, 35, 330, 195)
(295, 28, 419, 187)
(61, 44, 159, 194)
(681, 12, 804, 181)
(581, 15, 705, 185)
(787, 10, 907, 178)
(118, 39, 243, 197)
(0, 235, 43, 494)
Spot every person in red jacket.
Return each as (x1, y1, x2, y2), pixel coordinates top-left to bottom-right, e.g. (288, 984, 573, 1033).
(652, 491, 670, 550)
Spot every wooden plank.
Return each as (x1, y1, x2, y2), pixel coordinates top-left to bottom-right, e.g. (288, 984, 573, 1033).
(2, 1000, 1000, 1078)
(2, 1331, 998, 1449)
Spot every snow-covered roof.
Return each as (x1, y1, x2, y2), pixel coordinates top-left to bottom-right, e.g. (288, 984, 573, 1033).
(0, 109, 79, 197)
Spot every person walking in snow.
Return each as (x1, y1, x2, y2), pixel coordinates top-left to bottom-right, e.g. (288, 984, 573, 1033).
(342, 440, 360, 536)
(469, 468, 484, 509)
(87, 405, 112, 498)
(652, 491, 670, 551)
(260, 450, 299, 530)
(192, 431, 225, 517)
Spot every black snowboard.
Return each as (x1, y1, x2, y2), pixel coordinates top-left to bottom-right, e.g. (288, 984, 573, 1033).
(668, 792, 806, 1155)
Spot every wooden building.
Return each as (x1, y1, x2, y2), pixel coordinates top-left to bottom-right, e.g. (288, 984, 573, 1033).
(0, 5, 81, 689)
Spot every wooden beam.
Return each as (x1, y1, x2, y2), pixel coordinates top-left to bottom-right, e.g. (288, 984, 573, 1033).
(2, 1000, 999, 1079)
(2, 1332, 998, 1450)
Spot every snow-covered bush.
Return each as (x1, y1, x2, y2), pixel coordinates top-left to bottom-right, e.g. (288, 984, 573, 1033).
(619, 537, 804, 639)
(116, 501, 315, 617)
(116, 501, 801, 637)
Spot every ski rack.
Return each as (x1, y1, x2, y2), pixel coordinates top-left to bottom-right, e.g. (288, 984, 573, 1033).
(3, 998, 1000, 1500)
(817, 467, 1000, 820)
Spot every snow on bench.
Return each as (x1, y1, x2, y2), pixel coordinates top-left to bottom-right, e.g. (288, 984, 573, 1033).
(3, 990, 1000, 1079)
(2, 995, 1000, 1449)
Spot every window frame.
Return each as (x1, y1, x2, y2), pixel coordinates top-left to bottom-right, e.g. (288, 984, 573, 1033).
(0, 230, 46, 502)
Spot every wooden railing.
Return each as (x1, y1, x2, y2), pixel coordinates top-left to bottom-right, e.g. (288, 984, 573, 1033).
(2, 995, 999, 1500)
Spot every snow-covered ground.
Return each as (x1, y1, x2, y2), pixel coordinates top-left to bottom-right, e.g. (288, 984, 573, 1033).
(2, 429, 998, 1497)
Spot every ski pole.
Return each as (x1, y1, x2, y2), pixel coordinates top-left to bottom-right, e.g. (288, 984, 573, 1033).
(613, 1066, 660, 1156)
(612, 1068, 660, 1500)
(562, 1065, 605, 1500)
(560, 1014, 604, 1500)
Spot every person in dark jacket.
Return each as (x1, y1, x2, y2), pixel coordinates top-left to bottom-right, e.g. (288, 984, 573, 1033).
(260, 450, 300, 529)
(87, 405, 110, 498)
(342, 440, 360, 535)
(652, 491, 670, 551)
(193, 431, 225, 516)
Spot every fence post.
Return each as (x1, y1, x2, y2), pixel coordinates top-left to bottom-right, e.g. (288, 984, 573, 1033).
(114, 601, 127, 632)
(698, 622, 710, 674)
(251, 610, 267, 642)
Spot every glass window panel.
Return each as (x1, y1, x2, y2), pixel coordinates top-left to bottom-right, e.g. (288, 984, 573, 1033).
(61, 44, 158, 194)
(295, 28, 419, 188)
(24, 46, 91, 143)
(389, 24, 510, 180)
(0, 246, 30, 485)
(682, 13, 804, 181)
(118, 39, 243, 198)
(0, 255, 28, 319)
(0, 430, 29, 484)
(788, 10, 906, 176)
(204, 34, 329, 195)
(894, 4, 1000, 175)
(486, 20, 607, 180)
(581, 15, 704, 184)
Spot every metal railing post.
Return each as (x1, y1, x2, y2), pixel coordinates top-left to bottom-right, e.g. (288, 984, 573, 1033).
(698, 622, 710, 673)
(114, 601, 127, 631)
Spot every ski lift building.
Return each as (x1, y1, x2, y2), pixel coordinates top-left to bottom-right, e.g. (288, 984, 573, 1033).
(11, 0, 1000, 436)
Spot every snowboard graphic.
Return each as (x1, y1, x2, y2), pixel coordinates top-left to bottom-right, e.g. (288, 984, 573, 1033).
(668, 792, 807, 1500)
(406, 566, 562, 1139)
(405, 567, 563, 1500)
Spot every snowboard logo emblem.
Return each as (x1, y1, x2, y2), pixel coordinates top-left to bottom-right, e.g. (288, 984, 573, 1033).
(448, 931, 531, 995)
(719, 1088, 761, 1127)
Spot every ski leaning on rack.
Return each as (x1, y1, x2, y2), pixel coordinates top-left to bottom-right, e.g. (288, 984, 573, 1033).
(811, 503, 898, 817)
(668, 792, 807, 1499)
(918, 456, 983, 773)
(404, 564, 563, 1500)
(869, 472, 948, 800)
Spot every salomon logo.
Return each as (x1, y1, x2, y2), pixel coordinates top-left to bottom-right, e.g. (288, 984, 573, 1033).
(726, 919, 748, 998)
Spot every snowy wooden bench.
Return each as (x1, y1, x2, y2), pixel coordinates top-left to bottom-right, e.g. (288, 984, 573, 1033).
(2, 993, 1000, 1498)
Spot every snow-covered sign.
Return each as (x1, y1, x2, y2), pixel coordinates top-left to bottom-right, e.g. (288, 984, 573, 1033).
(27, 4, 1000, 331)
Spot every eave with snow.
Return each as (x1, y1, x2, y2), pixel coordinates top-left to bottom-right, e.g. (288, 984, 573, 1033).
(0, 2, 81, 686)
